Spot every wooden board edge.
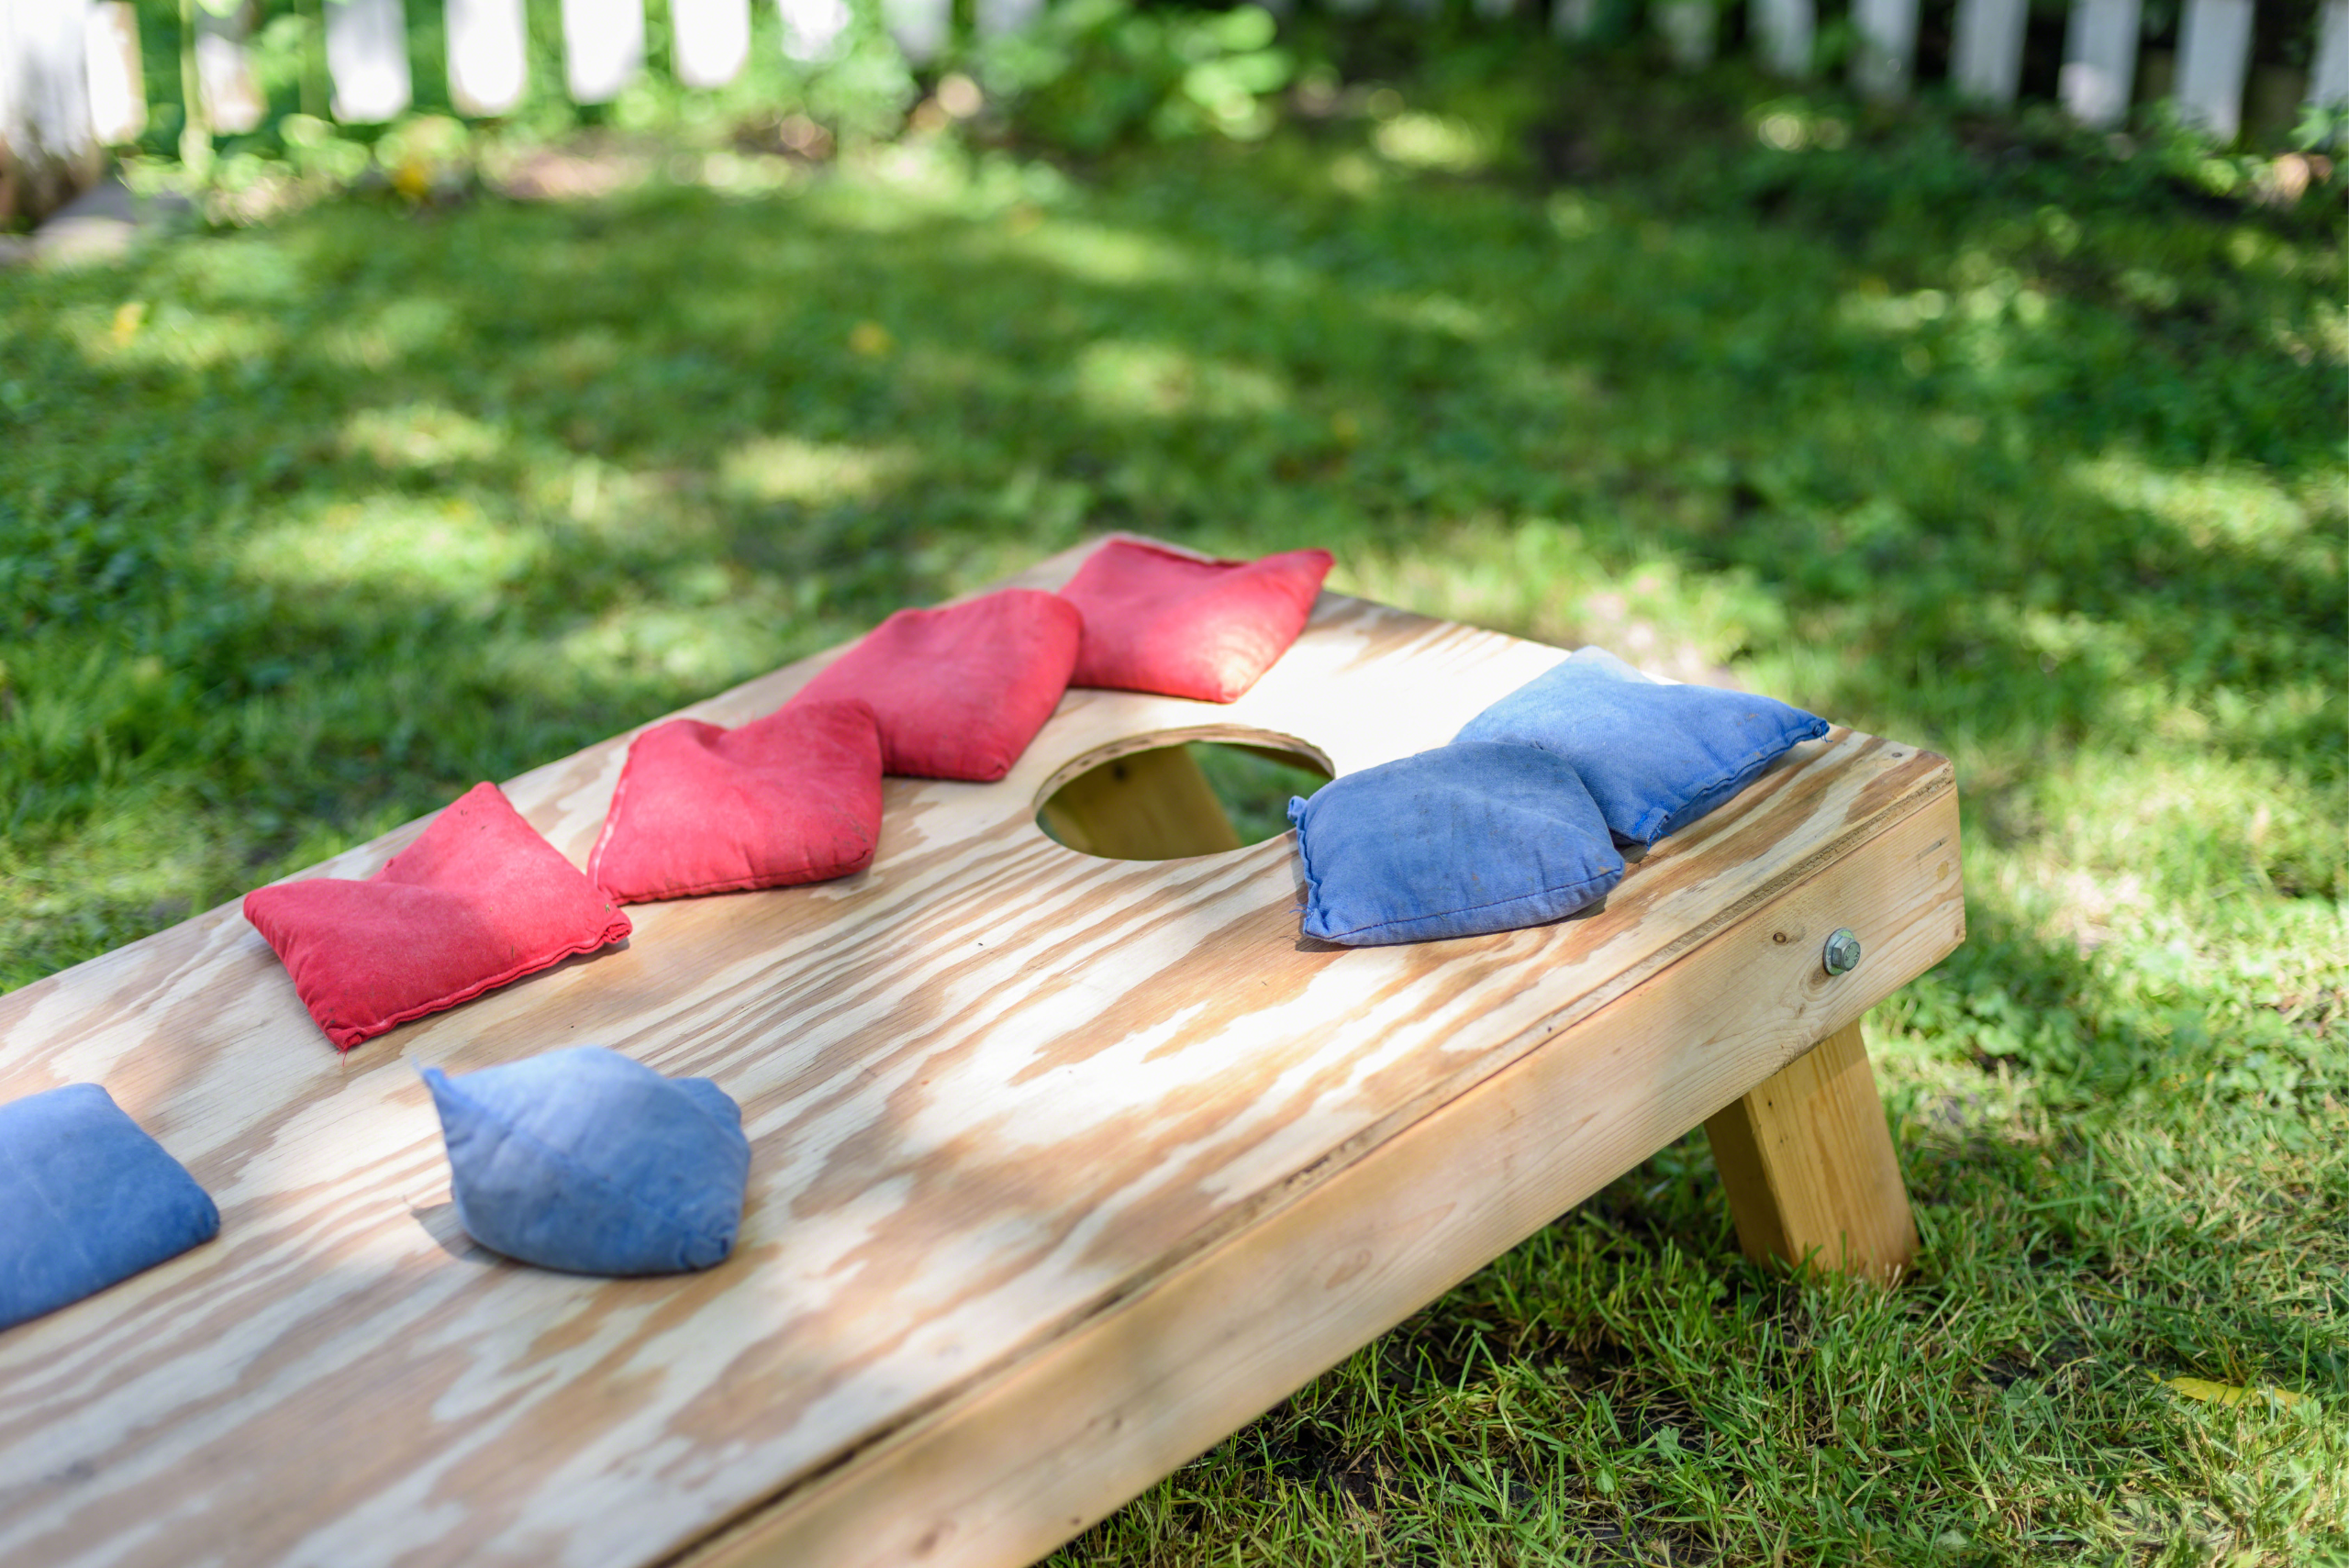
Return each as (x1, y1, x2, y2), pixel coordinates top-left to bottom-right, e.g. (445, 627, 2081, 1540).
(664, 788, 1966, 1568)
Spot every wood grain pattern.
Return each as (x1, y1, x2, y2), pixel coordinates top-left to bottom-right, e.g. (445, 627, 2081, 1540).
(1705, 1018, 1921, 1282)
(0, 538, 1959, 1568)
(685, 792, 1963, 1568)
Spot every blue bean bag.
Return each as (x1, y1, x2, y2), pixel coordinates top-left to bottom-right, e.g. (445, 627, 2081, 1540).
(1454, 648, 1830, 848)
(421, 1047, 751, 1276)
(1288, 743, 1626, 946)
(1, 1084, 220, 1331)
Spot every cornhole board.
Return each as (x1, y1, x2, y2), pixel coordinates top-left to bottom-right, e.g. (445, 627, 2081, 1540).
(0, 536, 1963, 1568)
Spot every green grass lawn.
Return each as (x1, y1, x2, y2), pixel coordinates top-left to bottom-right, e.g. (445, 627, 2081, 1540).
(2, 46, 2343, 1565)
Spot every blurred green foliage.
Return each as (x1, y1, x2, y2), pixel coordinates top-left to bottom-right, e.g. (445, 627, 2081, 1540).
(95, 0, 2349, 216)
(975, 0, 1294, 151)
(4, 36, 2345, 1565)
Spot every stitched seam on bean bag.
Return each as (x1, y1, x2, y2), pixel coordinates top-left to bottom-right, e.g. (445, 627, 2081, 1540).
(1108, 539, 1239, 569)
(1644, 721, 1828, 841)
(612, 850, 869, 903)
(1634, 749, 1768, 843)
(1626, 800, 1673, 842)
(1287, 804, 1326, 918)
(1311, 864, 1620, 941)
(598, 804, 874, 904)
(321, 917, 631, 1049)
(584, 739, 643, 893)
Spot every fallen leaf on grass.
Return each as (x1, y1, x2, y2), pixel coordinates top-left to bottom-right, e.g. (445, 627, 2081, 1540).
(2154, 1373, 2302, 1408)
(392, 159, 434, 203)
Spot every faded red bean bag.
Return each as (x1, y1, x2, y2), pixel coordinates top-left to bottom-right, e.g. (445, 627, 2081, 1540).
(791, 588, 1082, 782)
(243, 783, 632, 1051)
(1059, 539, 1334, 703)
(589, 699, 884, 905)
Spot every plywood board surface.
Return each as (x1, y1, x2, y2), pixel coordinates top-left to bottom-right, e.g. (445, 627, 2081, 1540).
(688, 790, 1962, 1568)
(0, 540, 1952, 1568)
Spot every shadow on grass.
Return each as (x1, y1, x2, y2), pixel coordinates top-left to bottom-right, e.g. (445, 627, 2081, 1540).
(1, 115, 2339, 977)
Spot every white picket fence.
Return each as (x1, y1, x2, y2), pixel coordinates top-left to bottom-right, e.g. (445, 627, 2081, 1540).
(6, 0, 2347, 208)
(1626, 0, 2348, 139)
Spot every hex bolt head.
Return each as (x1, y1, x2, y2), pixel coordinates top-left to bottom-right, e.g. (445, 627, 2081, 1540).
(1822, 929, 1862, 975)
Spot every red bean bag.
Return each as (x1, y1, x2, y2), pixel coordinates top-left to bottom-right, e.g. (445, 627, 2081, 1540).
(1058, 539, 1334, 703)
(791, 588, 1083, 782)
(243, 783, 632, 1051)
(588, 699, 884, 905)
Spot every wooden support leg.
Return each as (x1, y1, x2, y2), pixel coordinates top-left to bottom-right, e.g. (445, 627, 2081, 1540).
(1704, 1018, 1918, 1283)
(1039, 745, 1244, 861)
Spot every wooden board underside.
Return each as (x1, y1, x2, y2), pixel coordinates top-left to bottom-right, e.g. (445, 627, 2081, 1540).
(685, 791, 1964, 1568)
(0, 541, 1954, 1568)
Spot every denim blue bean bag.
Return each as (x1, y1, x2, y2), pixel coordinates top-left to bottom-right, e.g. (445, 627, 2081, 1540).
(1288, 742, 1626, 946)
(1, 1084, 220, 1330)
(1454, 648, 1830, 848)
(422, 1047, 750, 1276)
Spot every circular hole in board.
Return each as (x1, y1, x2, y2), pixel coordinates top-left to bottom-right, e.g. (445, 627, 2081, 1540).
(1035, 729, 1333, 862)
